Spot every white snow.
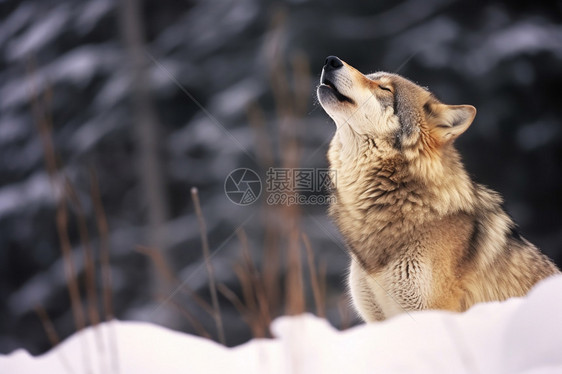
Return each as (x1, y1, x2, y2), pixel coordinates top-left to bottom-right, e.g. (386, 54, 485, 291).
(0, 172, 54, 220)
(210, 78, 262, 117)
(6, 4, 70, 61)
(466, 21, 562, 76)
(2, 275, 562, 373)
(75, 0, 114, 35)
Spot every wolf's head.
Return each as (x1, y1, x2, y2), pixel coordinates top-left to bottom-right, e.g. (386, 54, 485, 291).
(317, 56, 476, 163)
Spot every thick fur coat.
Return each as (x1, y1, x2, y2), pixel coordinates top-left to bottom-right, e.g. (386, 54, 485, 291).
(317, 56, 560, 321)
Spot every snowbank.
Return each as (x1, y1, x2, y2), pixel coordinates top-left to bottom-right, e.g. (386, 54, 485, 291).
(2, 275, 562, 373)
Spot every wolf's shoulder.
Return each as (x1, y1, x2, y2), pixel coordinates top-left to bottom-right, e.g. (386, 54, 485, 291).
(469, 182, 504, 212)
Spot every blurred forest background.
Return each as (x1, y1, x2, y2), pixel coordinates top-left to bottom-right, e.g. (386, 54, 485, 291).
(1, 0, 562, 355)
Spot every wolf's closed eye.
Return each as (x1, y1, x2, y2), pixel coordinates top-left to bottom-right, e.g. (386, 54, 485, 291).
(379, 85, 392, 93)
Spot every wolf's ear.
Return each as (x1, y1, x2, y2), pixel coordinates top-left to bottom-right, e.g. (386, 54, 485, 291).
(431, 104, 476, 143)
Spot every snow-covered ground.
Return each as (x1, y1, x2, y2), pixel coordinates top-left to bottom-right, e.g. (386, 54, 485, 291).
(2, 275, 562, 373)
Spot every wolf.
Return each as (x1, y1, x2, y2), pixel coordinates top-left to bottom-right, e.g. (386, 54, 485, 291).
(317, 56, 560, 322)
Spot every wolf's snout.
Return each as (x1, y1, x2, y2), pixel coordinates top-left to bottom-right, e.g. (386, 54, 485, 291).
(324, 56, 343, 71)
(318, 55, 354, 107)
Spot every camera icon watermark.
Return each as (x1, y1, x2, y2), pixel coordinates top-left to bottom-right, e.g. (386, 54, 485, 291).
(224, 167, 336, 206)
(224, 168, 262, 206)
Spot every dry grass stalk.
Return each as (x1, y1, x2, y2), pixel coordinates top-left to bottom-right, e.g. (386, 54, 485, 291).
(34, 305, 74, 374)
(260, 210, 281, 317)
(159, 296, 212, 339)
(64, 180, 101, 332)
(27, 64, 95, 372)
(237, 228, 272, 335)
(135, 246, 176, 285)
(266, 8, 292, 119)
(135, 245, 214, 315)
(27, 61, 87, 336)
(89, 169, 113, 321)
(246, 102, 274, 169)
(245, 99, 280, 314)
(64, 179, 106, 374)
(318, 259, 328, 314)
(284, 226, 306, 316)
(265, 8, 309, 319)
(56, 198, 87, 333)
(233, 263, 257, 315)
(217, 283, 249, 317)
(34, 304, 61, 347)
(89, 170, 121, 374)
(217, 282, 265, 337)
(191, 187, 225, 344)
(245, 89, 281, 319)
(233, 264, 268, 338)
(302, 233, 325, 318)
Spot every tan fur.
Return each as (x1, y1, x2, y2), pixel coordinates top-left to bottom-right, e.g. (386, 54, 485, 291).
(317, 57, 560, 322)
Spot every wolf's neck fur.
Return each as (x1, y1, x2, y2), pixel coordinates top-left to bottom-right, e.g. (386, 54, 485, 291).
(328, 130, 477, 269)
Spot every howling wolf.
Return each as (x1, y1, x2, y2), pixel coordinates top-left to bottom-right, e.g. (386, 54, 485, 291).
(317, 56, 560, 322)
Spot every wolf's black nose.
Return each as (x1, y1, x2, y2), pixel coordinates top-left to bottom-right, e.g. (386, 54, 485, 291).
(324, 56, 343, 71)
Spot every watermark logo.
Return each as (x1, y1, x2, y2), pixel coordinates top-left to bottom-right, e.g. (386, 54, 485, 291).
(265, 167, 336, 206)
(224, 167, 337, 206)
(224, 168, 262, 206)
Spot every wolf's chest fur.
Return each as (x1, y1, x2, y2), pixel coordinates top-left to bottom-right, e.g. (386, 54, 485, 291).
(328, 134, 477, 320)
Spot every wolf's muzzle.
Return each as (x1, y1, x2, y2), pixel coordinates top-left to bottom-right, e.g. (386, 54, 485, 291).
(320, 56, 353, 104)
